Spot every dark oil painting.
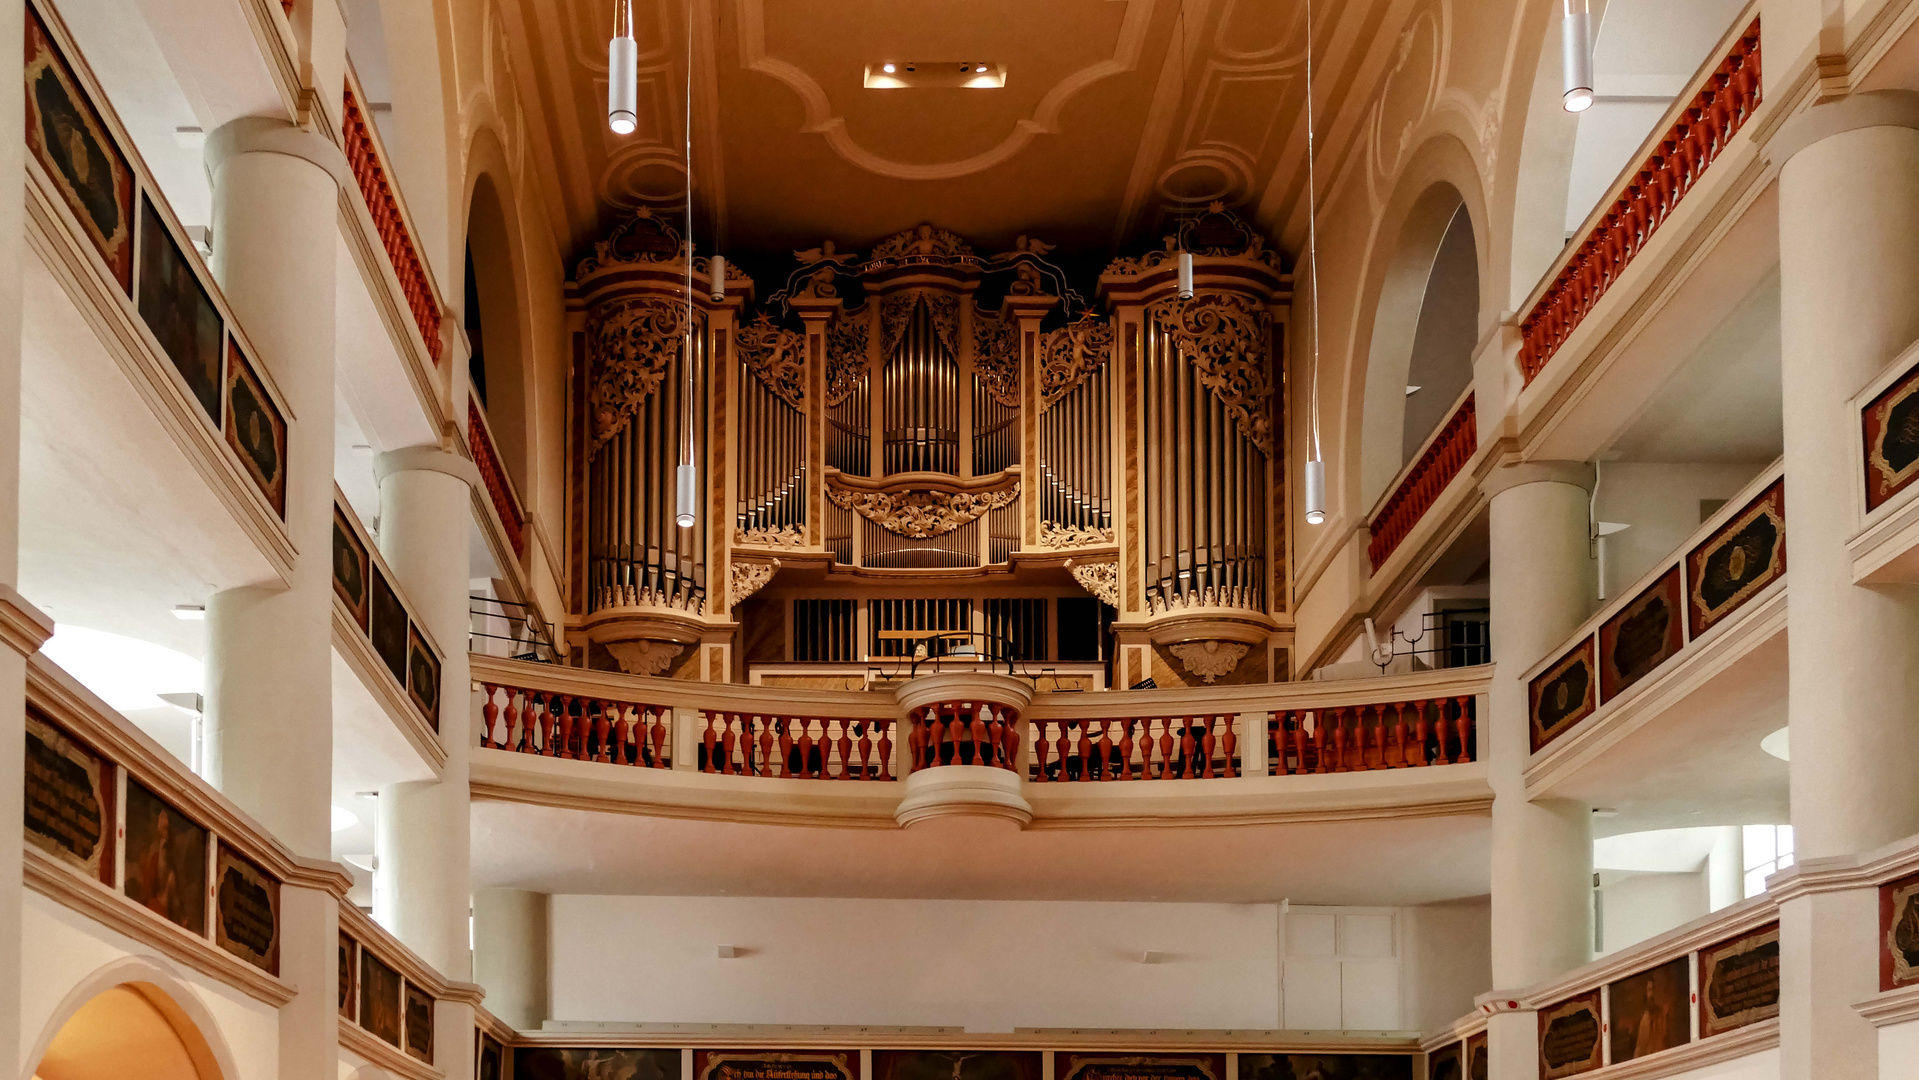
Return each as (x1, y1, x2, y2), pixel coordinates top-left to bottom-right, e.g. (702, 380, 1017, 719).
(339, 932, 357, 1020)
(516, 1048, 681, 1080)
(370, 566, 409, 685)
(1882, 869, 1919, 991)
(1537, 991, 1603, 1078)
(1608, 955, 1690, 1064)
(333, 506, 371, 629)
(407, 624, 441, 727)
(23, 708, 111, 881)
(1465, 1032, 1487, 1080)
(1699, 921, 1779, 1036)
(214, 842, 279, 973)
(360, 949, 403, 1046)
(480, 1035, 505, 1080)
(1528, 639, 1597, 751)
(122, 778, 207, 934)
(1239, 1053, 1412, 1080)
(1057, 1053, 1222, 1080)
(1425, 1044, 1460, 1080)
(404, 981, 434, 1062)
(1599, 567, 1684, 701)
(25, 5, 133, 291)
(697, 1050, 857, 1080)
(874, 1050, 1043, 1080)
(225, 337, 286, 517)
(1687, 481, 1785, 640)
(1866, 367, 1919, 510)
(136, 195, 223, 423)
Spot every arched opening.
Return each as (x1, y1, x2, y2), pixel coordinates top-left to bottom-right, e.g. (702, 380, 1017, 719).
(31, 983, 222, 1080)
(466, 172, 530, 489)
(1358, 185, 1480, 510)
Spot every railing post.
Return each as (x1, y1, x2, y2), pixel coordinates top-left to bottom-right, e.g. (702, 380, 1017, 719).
(671, 705, 698, 770)
(1235, 711, 1267, 777)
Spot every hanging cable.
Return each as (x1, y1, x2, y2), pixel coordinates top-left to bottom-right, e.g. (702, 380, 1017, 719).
(675, 0, 697, 528)
(1302, 0, 1326, 525)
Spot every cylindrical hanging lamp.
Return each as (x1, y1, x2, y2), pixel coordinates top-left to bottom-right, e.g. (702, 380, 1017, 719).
(608, 0, 638, 133)
(1177, 250, 1195, 300)
(1562, 0, 1594, 113)
(709, 255, 727, 301)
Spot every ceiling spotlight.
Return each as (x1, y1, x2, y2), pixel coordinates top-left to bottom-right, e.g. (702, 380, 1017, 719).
(976, 64, 988, 73)
(1561, 0, 1594, 113)
(883, 62, 896, 74)
(608, 0, 638, 134)
(172, 604, 205, 620)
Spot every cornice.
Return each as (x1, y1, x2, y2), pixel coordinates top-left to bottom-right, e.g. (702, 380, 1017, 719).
(333, 603, 449, 776)
(1766, 831, 1919, 906)
(340, 903, 482, 1004)
(1511, 894, 1780, 1010)
(341, 1021, 444, 1080)
(1855, 983, 1919, 1028)
(1582, 1018, 1778, 1080)
(25, 848, 297, 1008)
(0, 583, 54, 656)
(1417, 1009, 1486, 1054)
(515, 1026, 1422, 1053)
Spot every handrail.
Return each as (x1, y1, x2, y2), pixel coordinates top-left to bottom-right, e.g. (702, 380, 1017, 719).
(342, 67, 443, 366)
(332, 488, 445, 734)
(1515, 11, 1761, 386)
(468, 393, 526, 557)
(1524, 459, 1784, 753)
(1367, 391, 1477, 572)
(339, 902, 483, 1070)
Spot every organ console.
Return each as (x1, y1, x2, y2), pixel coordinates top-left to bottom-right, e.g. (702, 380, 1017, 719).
(567, 205, 1291, 689)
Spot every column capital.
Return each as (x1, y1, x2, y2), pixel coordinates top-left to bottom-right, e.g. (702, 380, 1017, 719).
(1481, 459, 1593, 500)
(205, 116, 354, 193)
(1770, 90, 1919, 167)
(375, 446, 485, 490)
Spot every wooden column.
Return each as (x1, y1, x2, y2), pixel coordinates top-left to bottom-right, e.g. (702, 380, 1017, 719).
(791, 297, 842, 548)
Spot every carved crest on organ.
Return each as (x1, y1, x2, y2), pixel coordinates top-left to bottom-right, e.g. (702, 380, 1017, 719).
(737, 313, 806, 408)
(587, 298, 690, 448)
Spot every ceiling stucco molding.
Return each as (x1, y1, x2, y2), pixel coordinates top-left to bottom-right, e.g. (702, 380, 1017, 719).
(734, 0, 1160, 181)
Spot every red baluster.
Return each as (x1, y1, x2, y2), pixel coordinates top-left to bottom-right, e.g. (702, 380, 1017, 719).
(1293, 711, 1309, 775)
(480, 685, 500, 748)
(1118, 720, 1136, 780)
(1031, 720, 1053, 781)
(1052, 718, 1071, 778)
(907, 711, 927, 772)
(1420, 699, 1441, 765)
(593, 701, 612, 762)
(835, 719, 853, 780)
(1327, 707, 1347, 772)
(1354, 705, 1375, 771)
(721, 715, 740, 775)
(701, 713, 718, 773)
(1392, 702, 1410, 768)
(1199, 718, 1216, 778)
(876, 719, 893, 780)
(650, 707, 669, 768)
(777, 718, 795, 777)
(967, 703, 989, 767)
(1221, 715, 1237, 778)
(1157, 718, 1176, 779)
(1455, 696, 1474, 762)
(999, 708, 1020, 771)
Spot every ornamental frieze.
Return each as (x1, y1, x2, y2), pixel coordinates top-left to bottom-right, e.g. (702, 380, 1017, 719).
(1037, 520, 1115, 548)
(588, 299, 691, 449)
(826, 481, 1019, 539)
(1039, 317, 1113, 409)
(880, 290, 960, 358)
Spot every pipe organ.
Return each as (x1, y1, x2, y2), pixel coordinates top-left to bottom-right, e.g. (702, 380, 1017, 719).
(569, 206, 1291, 689)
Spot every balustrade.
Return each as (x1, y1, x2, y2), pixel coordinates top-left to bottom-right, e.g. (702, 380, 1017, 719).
(1027, 715, 1238, 781)
(1368, 394, 1476, 572)
(906, 701, 1021, 771)
(469, 396, 526, 557)
(342, 82, 443, 365)
(696, 713, 897, 779)
(477, 682, 670, 767)
(1267, 697, 1475, 774)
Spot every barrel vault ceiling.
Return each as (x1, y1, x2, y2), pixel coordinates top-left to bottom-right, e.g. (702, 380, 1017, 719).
(492, 0, 1394, 263)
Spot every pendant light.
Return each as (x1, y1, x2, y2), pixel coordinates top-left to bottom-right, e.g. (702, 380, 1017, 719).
(1562, 0, 1594, 112)
(1177, 251, 1195, 300)
(608, 0, 637, 134)
(1302, 0, 1326, 526)
(709, 255, 727, 302)
(674, 0, 697, 529)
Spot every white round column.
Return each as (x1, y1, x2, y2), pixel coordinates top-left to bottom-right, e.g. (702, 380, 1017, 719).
(1771, 90, 1919, 1080)
(201, 117, 345, 1080)
(1484, 464, 1596, 1076)
(371, 448, 479, 983)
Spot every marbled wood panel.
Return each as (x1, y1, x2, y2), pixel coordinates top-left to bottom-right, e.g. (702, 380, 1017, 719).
(758, 674, 867, 691)
(1529, 639, 1597, 752)
(1598, 566, 1684, 701)
(738, 593, 783, 665)
(1465, 1032, 1487, 1080)
(1150, 641, 1268, 688)
(1055, 1053, 1223, 1080)
(1686, 480, 1785, 640)
(695, 1050, 859, 1080)
(1537, 990, 1604, 1078)
(1699, 921, 1779, 1037)
(1425, 1044, 1461, 1080)
(1608, 954, 1691, 1064)
(1881, 868, 1919, 991)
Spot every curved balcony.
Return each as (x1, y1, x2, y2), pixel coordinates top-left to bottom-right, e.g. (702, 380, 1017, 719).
(469, 656, 1493, 830)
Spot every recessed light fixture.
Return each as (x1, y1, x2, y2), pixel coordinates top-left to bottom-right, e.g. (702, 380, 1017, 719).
(975, 64, 987, 73)
(172, 604, 205, 620)
(864, 62, 1005, 89)
(882, 62, 896, 73)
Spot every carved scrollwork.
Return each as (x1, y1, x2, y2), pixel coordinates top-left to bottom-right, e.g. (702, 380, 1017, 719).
(1153, 294, 1274, 454)
(1069, 560, 1119, 609)
(826, 482, 1019, 539)
(972, 308, 1020, 408)
(737, 313, 806, 408)
(588, 299, 691, 449)
(1168, 640, 1250, 683)
(729, 560, 778, 606)
(1039, 317, 1114, 409)
(869, 223, 973, 263)
(576, 208, 687, 276)
(825, 316, 869, 407)
(605, 639, 684, 677)
(881, 291, 960, 358)
(734, 524, 806, 548)
(1037, 520, 1115, 548)
(1101, 204, 1286, 278)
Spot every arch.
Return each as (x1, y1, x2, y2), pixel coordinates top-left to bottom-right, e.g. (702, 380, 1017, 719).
(24, 957, 240, 1080)
(462, 127, 534, 492)
(1330, 132, 1492, 523)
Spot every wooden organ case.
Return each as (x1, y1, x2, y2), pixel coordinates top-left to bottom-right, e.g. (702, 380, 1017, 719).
(568, 208, 1291, 688)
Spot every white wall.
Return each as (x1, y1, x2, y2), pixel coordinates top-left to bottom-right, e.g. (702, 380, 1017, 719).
(1593, 463, 1767, 601)
(1880, 1018, 1919, 1080)
(549, 895, 1280, 1033)
(1279, 907, 1402, 1031)
(1598, 869, 1707, 956)
(1400, 898, 1492, 1031)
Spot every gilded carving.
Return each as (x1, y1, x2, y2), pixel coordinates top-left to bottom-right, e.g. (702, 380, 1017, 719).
(1101, 205, 1285, 277)
(972, 308, 1020, 408)
(1168, 640, 1250, 683)
(1069, 560, 1120, 609)
(1039, 317, 1114, 409)
(729, 560, 778, 606)
(734, 524, 806, 548)
(605, 639, 683, 677)
(588, 299, 691, 449)
(826, 482, 1019, 539)
(869, 223, 973, 263)
(737, 313, 806, 408)
(576, 208, 688, 276)
(1147, 584, 1259, 615)
(881, 291, 960, 358)
(1153, 294, 1274, 454)
(825, 316, 869, 407)
(1038, 520, 1115, 548)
